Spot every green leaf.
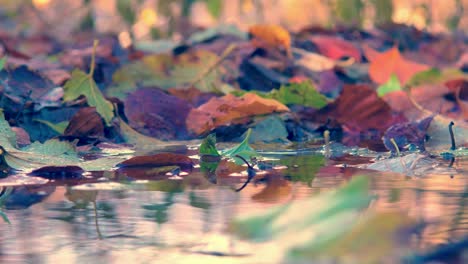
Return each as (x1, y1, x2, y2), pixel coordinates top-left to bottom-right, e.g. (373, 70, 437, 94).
(231, 176, 371, 241)
(0, 211, 10, 224)
(406, 68, 467, 88)
(377, 74, 401, 97)
(0, 56, 6, 71)
(63, 69, 114, 126)
(199, 133, 220, 157)
(271, 81, 328, 108)
(221, 128, 258, 162)
(231, 176, 409, 262)
(109, 50, 228, 98)
(117, 0, 136, 25)
(0, 110, 17, 150)
(204, 0, 222, 18)
(278, 155, 325, 185)
(233, 81, 328, 109)
(34, 119, 69, 134)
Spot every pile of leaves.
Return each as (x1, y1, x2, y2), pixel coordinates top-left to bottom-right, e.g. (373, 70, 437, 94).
(0, 22, 466, 173)
(0, 21, 467, 263)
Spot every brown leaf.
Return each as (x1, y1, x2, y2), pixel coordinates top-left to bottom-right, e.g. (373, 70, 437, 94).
(64, 107, 104, 138)
(118, 153, 193, 170)
(316, 84, 404, 133)
(186, 93, 289, 135)
(30, 166, 84, 179)
(364, 45, 429, 85)
(445, 79, 468, 120)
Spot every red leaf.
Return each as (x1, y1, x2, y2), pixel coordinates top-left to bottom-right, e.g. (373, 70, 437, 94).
(309, 35, 361, 61)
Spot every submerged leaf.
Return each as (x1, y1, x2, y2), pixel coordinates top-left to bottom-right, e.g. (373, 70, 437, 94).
(63, 69, 114, 125)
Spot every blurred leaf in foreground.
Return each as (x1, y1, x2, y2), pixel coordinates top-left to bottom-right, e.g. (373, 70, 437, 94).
(231, 176, 412, 263)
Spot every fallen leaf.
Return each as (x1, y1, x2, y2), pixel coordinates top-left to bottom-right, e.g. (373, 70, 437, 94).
(377, 74, 401, 97)
(383, 116, 433, 152)
(63, 69, 114, 126)
(29, 166, 84, 179)
(187, 93, 289, 135)
(248, 24, 292, 58)
(221, 128, 258, 162)
(64, 107, 104, 138)
(124, 88, 192, 140)
(270, 81, 328, 108)
(315, 84, 404, 133)
(199, 133, 221, 157)
(364, 45, 430, 85)
(445, 79, 468, 120)
(293, 48, 353, 72)
(109, 50, 227, 98)
(309, 35, 361, 61)
(117, 153, 193, 170)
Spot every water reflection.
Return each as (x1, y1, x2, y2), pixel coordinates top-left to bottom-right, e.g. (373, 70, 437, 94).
(0, 155, 466, 263)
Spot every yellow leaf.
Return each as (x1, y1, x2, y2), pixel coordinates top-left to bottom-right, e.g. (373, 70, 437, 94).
(248, 24, 292, 58)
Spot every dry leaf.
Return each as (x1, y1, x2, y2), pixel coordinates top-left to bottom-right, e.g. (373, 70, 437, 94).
(187, 93, 289, 135)
(248, 24, 292, 58)
(364, 45, 429, 85)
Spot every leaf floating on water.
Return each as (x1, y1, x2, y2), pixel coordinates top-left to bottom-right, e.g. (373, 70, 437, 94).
(117, 153, 193, 170)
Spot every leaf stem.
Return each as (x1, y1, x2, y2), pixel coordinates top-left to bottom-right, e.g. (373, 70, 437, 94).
(449, 121, 456, 150)
(390, 138, 401, 156)
(189, 43, 237, 88)
(88, 39, 99, 77)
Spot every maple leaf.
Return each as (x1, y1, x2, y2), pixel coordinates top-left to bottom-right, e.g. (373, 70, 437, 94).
(364, 45, 429, 85)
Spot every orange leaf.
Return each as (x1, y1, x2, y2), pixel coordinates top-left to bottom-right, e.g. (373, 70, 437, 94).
(187, 93, 289, 135)
(248, 24, 292, 58)
(364, 45, 429, 85)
